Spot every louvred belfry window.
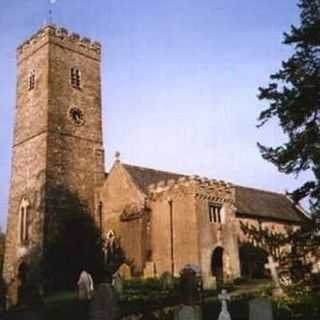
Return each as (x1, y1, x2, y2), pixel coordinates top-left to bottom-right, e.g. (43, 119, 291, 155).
(71, 68, 81, 89)
(209, 204, 222, 223)
(28, 70, 35, 90)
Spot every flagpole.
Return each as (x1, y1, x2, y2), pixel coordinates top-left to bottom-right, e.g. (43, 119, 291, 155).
(48, 0, 56, 25)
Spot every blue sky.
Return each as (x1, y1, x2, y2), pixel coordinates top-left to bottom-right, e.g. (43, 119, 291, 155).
(0, 0, 311, 229)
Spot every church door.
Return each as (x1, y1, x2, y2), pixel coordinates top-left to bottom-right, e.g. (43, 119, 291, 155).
(211, 247, 224, 287)
(17, 262, 29, 305)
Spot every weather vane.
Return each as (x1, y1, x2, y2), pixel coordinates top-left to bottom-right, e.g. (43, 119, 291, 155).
(48, 0, 56, 24)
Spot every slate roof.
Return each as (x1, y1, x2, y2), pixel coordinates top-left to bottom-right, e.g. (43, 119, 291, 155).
(121, 163, 307, 223)
(234, 186, 306, 223)
(123, 163, 187, 193)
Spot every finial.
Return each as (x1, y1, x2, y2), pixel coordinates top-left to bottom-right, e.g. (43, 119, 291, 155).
(114, 151, 121, 162)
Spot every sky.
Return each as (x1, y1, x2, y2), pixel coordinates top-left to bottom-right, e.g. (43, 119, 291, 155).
(0, 0, 312, 229)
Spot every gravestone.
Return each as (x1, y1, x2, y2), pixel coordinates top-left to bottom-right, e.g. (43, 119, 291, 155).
(90, 282, 119, 320)
(176, 267, 202, 320)
(202, 273, 216, 290)
(143, 261, 156, 278)
(264, 256, 283, 296)
(249, 298, 273, 320)
(217, 289, 231, 320)
(174, 304, 199, 320)
(112, 272, 123, 296)
(77, 270, 94, 300)
(161, 272, 174, 290)
(118, 263, 131, 279)
(180, 267, 198, 305)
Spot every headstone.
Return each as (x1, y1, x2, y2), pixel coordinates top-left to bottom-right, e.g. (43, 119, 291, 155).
(174, 304, 201, 320)
(180, 267, 198, 305)
(217, 289, 231, 320)
(264, 256, 283, 296)
(112, 272, 123, 296)
(161, 272, 174, 290)
(90, 282, 119, 320)
(118, 263, 132, 279)
(143, 261, 156, 278)
(202, 273, 216, 290)
(77, 270, 94, 300)
(249, 298, 273, 320)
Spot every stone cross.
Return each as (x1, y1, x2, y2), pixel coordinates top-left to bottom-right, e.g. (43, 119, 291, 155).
(217, 289, 231, 320)
(264, 256, 280, 287)
(264, 255, 283, 296)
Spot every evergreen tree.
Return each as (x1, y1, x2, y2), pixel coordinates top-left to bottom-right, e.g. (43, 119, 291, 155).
(258, 0, 320, 213)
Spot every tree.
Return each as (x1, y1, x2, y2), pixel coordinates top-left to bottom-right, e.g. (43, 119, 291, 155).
(0, 228, 6, 310)
(258, 0, 320, 213)
(0, 228, 5, 274)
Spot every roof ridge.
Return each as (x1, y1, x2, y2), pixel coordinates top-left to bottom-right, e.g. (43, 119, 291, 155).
(235, 184, 286, 197)
(122, 163, 189, 177)
(122, 163, 287, 197)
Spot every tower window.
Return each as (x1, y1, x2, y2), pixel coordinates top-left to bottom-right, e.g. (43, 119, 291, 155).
(18, 197, 30, 244)
(71, 68, 81, 89)
(28, 70, 35, 91)
(209, 204, 222, 223)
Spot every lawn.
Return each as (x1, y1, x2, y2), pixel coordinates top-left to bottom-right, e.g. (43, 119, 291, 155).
(3, 285, 320, 320)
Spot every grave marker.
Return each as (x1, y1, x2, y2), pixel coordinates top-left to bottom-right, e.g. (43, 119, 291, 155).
(217, 289, 231, 320)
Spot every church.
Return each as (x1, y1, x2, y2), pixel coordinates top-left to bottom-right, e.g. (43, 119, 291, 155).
(3, 25, 308, 302)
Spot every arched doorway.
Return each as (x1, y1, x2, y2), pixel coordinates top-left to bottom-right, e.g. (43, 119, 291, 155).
(17, 262, 29, 305)
(211, 247, 224, 287)
(239, 243, 268, 279)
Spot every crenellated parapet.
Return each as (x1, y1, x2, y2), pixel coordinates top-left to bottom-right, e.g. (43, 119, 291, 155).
(17, 24, 102, 63)
(147, 174, 234, 203)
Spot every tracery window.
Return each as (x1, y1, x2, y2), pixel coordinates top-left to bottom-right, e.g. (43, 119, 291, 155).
(28, 70, 35, 91)
(71, 68, 81, 89)
(209, 204, 222, 223)
(18, 197, 30, 244)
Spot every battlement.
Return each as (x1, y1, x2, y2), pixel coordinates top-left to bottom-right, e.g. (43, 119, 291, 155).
(148, 174, 233, 202)
(17, 24, 102, 63)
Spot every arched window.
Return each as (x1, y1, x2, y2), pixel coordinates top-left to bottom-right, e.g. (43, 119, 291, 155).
(18, 197, 30, 245)
(28, 70, 35, 91)
(71, 67, 81, 89)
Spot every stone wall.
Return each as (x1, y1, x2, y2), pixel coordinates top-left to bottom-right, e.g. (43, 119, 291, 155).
(98, 162, 147, 272)
(149, 182, 199, 276)
(4, 25, 105, 304)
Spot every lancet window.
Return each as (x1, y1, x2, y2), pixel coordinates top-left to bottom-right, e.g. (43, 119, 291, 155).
(71, 68, 81, 89)
(209, 204, 222, 223)
(18, 197, 30, 244)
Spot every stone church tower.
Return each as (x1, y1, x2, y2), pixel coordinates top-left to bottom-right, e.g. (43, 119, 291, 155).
(3, 25, 105, 303)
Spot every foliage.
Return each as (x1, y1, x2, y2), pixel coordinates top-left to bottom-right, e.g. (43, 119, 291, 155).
(239, 242, 269, 279)
(255, 283, 320, 319)
(257, 0, 320, 213)
(0, 228, 4, 274)
(0, 229, 5, 310)
(240, 221, 320, 283)
(43, 202, 105, 292)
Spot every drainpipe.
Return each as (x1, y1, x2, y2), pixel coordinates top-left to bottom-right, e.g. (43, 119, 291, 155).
(168, 199, 174, 275)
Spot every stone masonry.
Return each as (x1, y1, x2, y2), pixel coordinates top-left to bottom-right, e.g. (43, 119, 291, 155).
(4, 25, 309, 304)
(3, 25, 105, 305)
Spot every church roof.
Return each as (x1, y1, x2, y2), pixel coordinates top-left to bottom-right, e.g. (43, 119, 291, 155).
(123, 163, 186, 193)
(122, 163, 307, 223)
(234, 186, 306, 223)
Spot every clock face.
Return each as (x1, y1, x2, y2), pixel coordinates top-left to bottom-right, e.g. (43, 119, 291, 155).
(68, 106, 85, 126)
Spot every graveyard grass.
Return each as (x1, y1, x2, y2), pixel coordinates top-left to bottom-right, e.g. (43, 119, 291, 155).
(4, 280, 320, 320)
